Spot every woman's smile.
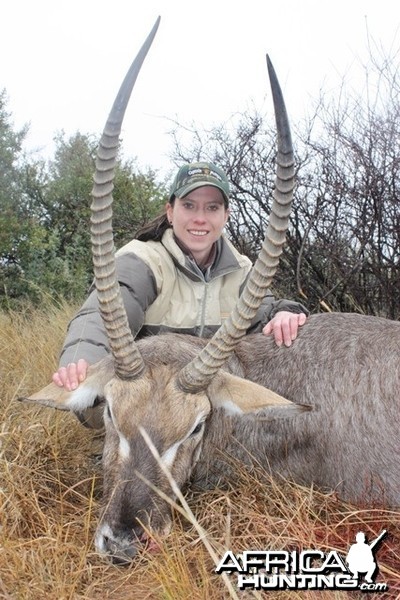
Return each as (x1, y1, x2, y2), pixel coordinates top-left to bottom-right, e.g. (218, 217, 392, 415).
(166, 187, 229, 265)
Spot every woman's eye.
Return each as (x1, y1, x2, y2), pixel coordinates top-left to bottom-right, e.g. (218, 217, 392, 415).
(191, 422, 204, 436)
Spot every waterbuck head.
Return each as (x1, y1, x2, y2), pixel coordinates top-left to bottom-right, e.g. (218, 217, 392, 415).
(21, 17, 302, 563)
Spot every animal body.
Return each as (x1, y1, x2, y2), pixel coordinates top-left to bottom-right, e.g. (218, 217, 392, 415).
(23, 312, 400, 563)
(20, 17, 400, 564)
(187, 312, 399, 502)
(117, 311, 400, 509)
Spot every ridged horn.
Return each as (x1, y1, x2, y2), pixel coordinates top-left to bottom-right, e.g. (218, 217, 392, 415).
(177, 55, 294, 393)
(91, 17, 160, 380)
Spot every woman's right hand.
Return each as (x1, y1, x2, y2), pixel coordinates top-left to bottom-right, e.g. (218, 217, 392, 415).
(52, 358, 89, 391)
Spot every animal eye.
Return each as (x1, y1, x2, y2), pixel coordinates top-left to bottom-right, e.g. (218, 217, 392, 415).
(191, 422, 204, 436)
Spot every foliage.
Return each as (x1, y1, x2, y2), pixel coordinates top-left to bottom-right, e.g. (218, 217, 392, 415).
(2, 46, 400, 318)
(0, 101, 167, 308)
(170, 49, 400, 318)
(0, 88, 31, 302)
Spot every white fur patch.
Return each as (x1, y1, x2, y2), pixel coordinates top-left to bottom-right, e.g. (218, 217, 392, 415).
(119, 434, 131, 460)
(161, 440, 181, 468)
(161, 413, 207, 468)
(65, 386, 98, 411)
(95, 524, 114, 553)
(218, 398, 244, 416)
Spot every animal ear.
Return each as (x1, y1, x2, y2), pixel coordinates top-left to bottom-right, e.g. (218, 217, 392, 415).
(18, 357, 114, 413)
(207, 371, 310, 418)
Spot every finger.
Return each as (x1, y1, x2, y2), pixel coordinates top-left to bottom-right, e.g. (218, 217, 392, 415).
(299, 313, 307, 326)
(262, 322, 272, 336)
(67, 363, 79, 390)
(281, 320, 293, 347)
(77, 358, 88, 382)
(291, 313, 307, 340)
(52, 369, 65, 388)
(290, 317, 300, 341)
(271, 322, 284, 347)
(53, 366, 69, 388)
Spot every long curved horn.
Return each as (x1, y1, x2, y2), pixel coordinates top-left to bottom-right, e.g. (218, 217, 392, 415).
(91, 17, 160, 380)
(177, 55, 294, 393)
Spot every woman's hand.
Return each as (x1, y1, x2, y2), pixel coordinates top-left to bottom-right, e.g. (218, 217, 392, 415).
(52, 358, 89, 391)
(262, 311, 307, 347)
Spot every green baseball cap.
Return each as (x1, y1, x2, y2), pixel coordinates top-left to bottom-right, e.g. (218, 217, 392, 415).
(169, 162, 230, 205)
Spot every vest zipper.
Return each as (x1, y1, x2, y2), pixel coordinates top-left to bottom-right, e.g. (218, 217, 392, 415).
(198, 282, 208, 337)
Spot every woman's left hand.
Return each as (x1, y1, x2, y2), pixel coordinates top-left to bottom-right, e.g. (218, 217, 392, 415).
(262, 311, 307, 347)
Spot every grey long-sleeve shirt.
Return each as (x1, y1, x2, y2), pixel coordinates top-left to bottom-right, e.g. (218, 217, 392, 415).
(60, 230, 308, 367)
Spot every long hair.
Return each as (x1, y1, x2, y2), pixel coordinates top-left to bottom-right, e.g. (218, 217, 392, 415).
(134, 204, 173, 242)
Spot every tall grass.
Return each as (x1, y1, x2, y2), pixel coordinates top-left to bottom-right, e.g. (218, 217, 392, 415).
(0, 304, 399, 599)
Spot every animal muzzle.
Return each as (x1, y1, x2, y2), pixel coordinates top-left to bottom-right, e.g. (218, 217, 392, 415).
(95, 510, 172, 564)
(95, 522, 141, 565)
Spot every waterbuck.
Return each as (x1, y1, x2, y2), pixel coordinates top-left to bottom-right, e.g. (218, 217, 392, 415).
(21, 17, 400, 564)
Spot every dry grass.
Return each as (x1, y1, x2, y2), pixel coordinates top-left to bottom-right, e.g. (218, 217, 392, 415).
(0, 303, 399, 600)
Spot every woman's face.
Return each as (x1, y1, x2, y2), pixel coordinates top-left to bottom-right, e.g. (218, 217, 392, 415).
(166, 186, 229, 266)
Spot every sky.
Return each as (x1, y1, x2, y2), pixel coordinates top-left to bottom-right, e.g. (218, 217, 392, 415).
(2, 0, 400, 179)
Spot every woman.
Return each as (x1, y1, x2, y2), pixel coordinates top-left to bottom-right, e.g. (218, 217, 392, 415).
(53, 161, 308, 394)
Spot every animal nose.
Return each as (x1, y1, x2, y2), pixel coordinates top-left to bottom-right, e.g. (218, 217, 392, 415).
(95, 523, 142, 565)
(108, 542, 137, 566)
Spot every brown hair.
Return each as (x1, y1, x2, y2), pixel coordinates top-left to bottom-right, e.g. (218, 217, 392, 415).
(134, 206, 172, 242)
